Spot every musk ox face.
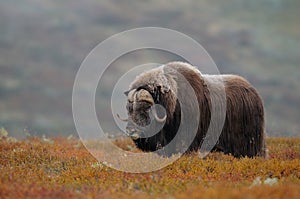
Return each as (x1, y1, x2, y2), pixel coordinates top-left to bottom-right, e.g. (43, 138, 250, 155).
(121, 88, 167, 140)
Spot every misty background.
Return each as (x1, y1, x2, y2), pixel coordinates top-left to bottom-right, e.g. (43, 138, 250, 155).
(0, 0, 299, 138)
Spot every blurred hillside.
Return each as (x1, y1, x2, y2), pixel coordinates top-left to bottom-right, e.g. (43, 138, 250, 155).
(0, 0, 299, 137)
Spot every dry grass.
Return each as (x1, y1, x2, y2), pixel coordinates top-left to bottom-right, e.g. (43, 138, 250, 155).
(0, 136, 299, 199)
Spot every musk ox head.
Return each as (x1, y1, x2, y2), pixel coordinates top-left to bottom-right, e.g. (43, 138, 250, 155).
(118, 65, 179, 141)
(120, 88, 165, 139)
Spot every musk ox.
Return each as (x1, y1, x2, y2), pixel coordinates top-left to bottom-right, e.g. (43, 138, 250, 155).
(118, 62, 266, 158)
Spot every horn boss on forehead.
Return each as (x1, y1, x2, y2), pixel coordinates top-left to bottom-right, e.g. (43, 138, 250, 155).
(122, 61, 267, 158)
(135, 89, 154, 104)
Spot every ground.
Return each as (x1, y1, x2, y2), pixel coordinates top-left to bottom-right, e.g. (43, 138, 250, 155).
(0, 135, 299, 199)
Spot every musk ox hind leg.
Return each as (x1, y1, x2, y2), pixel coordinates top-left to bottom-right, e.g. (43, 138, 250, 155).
(215, 75, 267, 158)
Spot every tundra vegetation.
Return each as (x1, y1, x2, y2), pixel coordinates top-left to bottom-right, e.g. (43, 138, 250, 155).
(0, 131, 299, 199)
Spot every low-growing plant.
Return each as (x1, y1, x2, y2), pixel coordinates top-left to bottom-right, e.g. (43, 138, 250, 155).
(0, 136, 299, 198)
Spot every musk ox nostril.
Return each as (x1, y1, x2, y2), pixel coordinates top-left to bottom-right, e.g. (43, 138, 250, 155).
(125, 128, 132, 135)
(125, 128, 139, 140)
(126, 128, 136, 135)
(130, 133, 140, 140)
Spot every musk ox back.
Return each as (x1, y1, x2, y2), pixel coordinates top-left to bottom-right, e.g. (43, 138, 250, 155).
(120, 62, 266, 158)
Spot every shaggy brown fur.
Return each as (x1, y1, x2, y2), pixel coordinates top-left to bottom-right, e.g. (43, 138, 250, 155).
(124, 62, 266, 158)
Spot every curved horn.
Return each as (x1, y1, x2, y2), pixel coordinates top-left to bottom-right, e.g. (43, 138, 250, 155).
(116, 114, 128, 122)
(127, 89, 136, 103)
(152, 108, 167, 123)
